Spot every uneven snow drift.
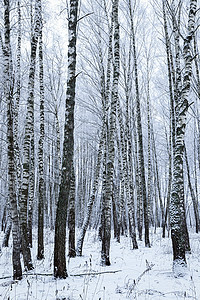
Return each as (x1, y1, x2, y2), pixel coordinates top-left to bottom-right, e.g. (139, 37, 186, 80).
(0, 228, 200, 299)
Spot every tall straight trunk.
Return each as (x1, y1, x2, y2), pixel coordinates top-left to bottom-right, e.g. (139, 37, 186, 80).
(193, 35, 200, 172)
(122, 41, 137, 247)
(197, 116, 200, 171)
(53, 112, 61, 219)
(20, 0, 42, 270)
(100, 0, 115, 251)
(147, 96, 152, 226)
(27, 0, 42, 249)
(163, 123, 172, 238)
(133, 117, 143, 241)
(172, 0, 190, 253)
(14, 0, 22, 205)
(116, 61, 126, 239)
(7, 100, 22, 280)
(101, 0, 119, 266)
(1, 205, 7, 232)
(4, 0, 22, 280)
(146, 75, 154, 226)
(154, 176, 159, 231)
(126, 99, 138, 248)
(2, 0, 22, 251)
(162, 0, 176, 151)
(184, 146, 200, 233)
(2, 221, 11, 248)
(68, 165, 76, 257)
(128, 0, 150, 247)
(37, 27, 45, 260)
(170, 0, 197, 275)
(112, 191, 120, 242)
(111, 137, 120, 242)
(2, 203, 11, 247)
(116, 131, 124, 238)
(193, 125, 199, 230)
(162, 0, 175, 239)
(193, 35, 200, 100)
(54, 0, 79, 279)
(127, 142, 138, 249)
(152, 129, 165, 228)
(172, 1, 182, 114)
(76, 142, 84, 228)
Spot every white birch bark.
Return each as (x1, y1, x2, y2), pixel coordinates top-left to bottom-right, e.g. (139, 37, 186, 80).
(170, 0, 197, 276)
(101, 0, 119, 265)
(3, 0, 22, 280)
(20, 0, 42, 269)
(128, 0, 150, 247)
(37, 23, 45, 260)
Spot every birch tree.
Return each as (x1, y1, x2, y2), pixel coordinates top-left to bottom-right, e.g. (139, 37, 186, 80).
(37, 11, 45, 260)
(3, 0, 22, 280)
(184, 145, 200, 233)
(68, 166, 76, 257)
(161, 0, 175, 238)
(121, 43, 138, 248)
(54, 0, 79, 278)
(128, 0, 150, 247)
(170, 0, 197, 275)
(101, 0, 119, 265)
(19, 0, 42, 270)
(2, 0, 22, 249)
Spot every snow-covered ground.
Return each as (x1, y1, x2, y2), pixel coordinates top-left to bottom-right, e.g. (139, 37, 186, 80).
(0, 228, 200, 299)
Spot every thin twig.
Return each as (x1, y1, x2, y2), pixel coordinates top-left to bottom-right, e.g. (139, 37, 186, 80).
(77, 12, 94, 23)
(0, 269, 122, 280)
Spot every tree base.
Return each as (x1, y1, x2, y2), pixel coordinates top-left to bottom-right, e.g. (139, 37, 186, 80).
(173, 259, 187, 278)
(101, 253, 111, 266)
(68, 251, 76, 258)
(54, 270, 68, 279)
(37, 254, 45, 260)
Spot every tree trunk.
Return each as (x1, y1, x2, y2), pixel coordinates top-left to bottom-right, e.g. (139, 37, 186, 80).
(54, 0, 79, 279)
(162, 124, 172, 238)
(68, 165, 76, 257)
(162, 0, 175, 239)
(14, 0, 22, 215)
(20, 0, 42, 270)
(27, 0, 42, 249)
(101, 0, 119, 266)
(2, 213, 11, 247)
(133, 118, 143, 241)
(1, 205, 7, 232)
(128, 0, 150, 247)
(184, 146, 200, 233)
(37, 26, 45, 260)
(4, 0, 22, 280)
(112, 189, 120, 243)
(152, 129, 165, 228)
(126, 101, 138, 249)
(101, 148, 111, 266)
(170, 0, 197, 275)
(121, 41, 137, 247)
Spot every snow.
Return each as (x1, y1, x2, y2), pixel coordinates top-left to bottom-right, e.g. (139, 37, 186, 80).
(0, 228, 200, 299)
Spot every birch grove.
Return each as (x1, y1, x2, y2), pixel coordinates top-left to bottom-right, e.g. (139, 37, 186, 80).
(0, 0, 199, 280)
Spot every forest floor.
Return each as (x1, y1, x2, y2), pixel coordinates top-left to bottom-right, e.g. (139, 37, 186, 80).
(0, 228, 200, 299)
